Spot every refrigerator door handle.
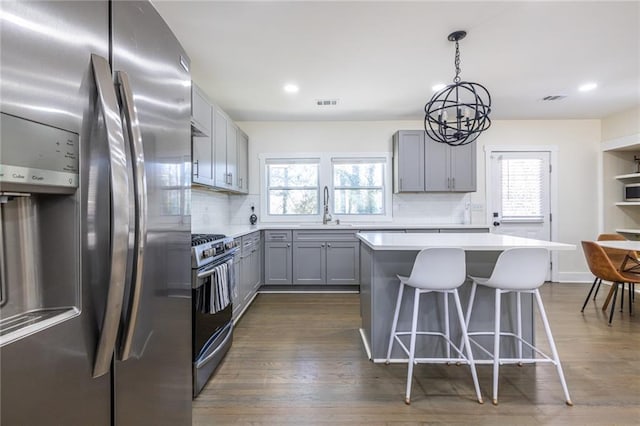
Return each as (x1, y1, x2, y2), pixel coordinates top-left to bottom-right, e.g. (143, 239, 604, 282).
(91, 54, 130, 378)
(115, 71, 148, 361)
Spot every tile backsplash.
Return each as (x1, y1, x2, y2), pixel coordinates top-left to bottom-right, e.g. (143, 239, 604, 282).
(190, 188, 230, 233)
(392, 193, 472, 224)
(191, 188, 476, 231)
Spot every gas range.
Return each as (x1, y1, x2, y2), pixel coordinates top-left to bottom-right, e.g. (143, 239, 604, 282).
(190, 234, 237, 269)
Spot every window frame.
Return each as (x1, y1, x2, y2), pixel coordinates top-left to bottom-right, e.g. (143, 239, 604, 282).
(259, 152, 392, 223)
(264, 157, 320, 217)
(331, 157, 387, 217)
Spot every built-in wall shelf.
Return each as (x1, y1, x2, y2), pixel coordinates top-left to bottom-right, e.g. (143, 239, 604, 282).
(615, 172, 640, 180)
(615, 202, 640, 206)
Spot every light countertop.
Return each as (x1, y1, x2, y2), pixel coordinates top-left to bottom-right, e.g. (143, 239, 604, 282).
(206, 223, 491, 239)
(357, 232, 576, 251)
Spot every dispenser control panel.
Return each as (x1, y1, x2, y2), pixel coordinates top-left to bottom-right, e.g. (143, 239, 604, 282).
(0, 113, 79, 193)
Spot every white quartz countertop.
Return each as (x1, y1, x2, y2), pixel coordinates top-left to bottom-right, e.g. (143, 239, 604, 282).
(357, 232, 576, 251)
(213, 223, 490, 239)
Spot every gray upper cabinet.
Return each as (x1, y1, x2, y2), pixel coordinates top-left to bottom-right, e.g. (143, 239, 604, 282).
(393, 130, 476, 193)
(191, 84, 214, 186)
(191, 83, 211, 136)
(236, 129, 248, 194)
(393, 130, 425, 192)
(447, 141, 476, 192)
(213, 106, 231, 190)
(425, 137, 476, 192)
(191, 90, 248, 194)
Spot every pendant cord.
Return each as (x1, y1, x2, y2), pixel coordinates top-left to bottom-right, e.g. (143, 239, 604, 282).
(454, 40, 461, 83)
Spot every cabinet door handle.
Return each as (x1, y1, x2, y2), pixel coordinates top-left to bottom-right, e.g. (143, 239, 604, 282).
(287, 243, 291, 247)
(452, 177, 455, 189)
(193, 160, 199, 177)
(327, 243, 331, 248)
(447, 177, 450, 189)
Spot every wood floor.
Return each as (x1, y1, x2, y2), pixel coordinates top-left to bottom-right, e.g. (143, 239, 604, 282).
(193, 284, 640, 425)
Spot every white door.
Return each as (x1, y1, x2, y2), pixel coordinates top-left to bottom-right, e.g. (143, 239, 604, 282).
(489, 151, 552, 277)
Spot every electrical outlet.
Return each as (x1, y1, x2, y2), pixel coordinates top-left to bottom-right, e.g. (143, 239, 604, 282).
(471, 203, 484, 211)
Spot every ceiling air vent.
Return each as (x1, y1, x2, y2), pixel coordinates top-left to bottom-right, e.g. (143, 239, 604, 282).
(316, 99, 339, 107)
(541, 95, 568, 101)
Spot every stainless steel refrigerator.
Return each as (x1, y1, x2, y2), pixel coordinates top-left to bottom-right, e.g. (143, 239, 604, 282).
(0, 1, 192, 424)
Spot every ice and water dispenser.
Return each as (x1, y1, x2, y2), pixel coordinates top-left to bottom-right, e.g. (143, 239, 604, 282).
(0, 112, 80, 345)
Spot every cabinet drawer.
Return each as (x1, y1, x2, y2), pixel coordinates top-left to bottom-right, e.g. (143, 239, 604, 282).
(264, 230, 292, 242)
(293, 230, 358, 241)
(241, 231, 261, 256)
(252, 232, 262, 245)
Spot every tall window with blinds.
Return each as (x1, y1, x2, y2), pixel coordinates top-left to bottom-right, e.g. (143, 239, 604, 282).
(500, 157, 545, 221)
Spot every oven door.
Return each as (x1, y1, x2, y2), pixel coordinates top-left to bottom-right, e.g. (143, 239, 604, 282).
(192, 253, 235, 397)
(192, 255, 234, 359)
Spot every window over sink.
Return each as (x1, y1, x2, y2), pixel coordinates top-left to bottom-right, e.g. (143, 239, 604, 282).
(260, 152, 392, 222)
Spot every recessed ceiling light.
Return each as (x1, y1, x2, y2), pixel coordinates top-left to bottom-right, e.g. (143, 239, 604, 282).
(578, 82, 598, 92)
(284, 83, 299, 93)
(432, 83, 446, 91)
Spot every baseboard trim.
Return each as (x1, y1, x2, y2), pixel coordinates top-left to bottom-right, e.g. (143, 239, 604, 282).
(557, 272, 593, 283)
(358, 328, 372, 360)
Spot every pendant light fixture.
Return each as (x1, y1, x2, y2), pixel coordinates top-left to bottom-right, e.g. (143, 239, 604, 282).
(424, 30, 492, 146)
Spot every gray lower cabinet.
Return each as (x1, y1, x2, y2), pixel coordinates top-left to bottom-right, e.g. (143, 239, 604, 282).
(264, 230, 293, 285)
(232, 239, 242, 320)
(233, 232, 262, 321)
(292, 230, 360, 285)
(293, 241, 326, 284)
(325, 241, 360, 284)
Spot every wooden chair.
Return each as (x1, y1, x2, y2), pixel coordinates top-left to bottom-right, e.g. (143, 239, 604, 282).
(581, 234, 625, 310)
(581, 241, 639, 325)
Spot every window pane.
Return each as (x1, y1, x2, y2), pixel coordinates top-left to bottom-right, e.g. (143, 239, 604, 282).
(501, 158, 543, 219)
(268, 189, 318, 215)
(268, 163, 318, 187)
(334, 189, 383, 214)
(333, 163, 383, 187)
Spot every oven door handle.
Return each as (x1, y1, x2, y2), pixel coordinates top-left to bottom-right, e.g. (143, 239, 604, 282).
(195, 257, 233, 280)
(194, 323, 234, 369)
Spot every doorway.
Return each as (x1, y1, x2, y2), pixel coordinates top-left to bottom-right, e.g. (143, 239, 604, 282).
(485, 146, 558, 281)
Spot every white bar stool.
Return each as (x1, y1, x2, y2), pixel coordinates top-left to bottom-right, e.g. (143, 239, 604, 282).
(386, 247, 483, 405)
(463, 247, 572, 406)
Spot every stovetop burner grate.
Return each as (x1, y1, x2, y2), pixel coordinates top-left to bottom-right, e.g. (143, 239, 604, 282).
(191, 234, 227, 247)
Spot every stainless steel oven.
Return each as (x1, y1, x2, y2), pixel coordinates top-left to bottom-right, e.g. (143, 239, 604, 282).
(191, 234, 237, 397)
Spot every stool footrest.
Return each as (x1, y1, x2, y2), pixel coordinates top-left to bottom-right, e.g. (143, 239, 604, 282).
(467, 334, 557, 365)
(393, 331, 472, 362)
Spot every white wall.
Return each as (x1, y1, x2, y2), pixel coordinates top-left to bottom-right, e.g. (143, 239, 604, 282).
(475, 119, 601, 281)
(601, 106, 640, 233)
(237, 119, 601, 280)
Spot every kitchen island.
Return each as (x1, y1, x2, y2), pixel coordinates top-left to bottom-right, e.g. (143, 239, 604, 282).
(357, 232, 575, 362)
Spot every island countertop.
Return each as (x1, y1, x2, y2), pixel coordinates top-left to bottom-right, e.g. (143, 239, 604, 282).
(357, 232, 576, 251)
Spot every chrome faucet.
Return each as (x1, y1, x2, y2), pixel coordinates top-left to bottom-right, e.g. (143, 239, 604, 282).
(322, 186, 332, 224)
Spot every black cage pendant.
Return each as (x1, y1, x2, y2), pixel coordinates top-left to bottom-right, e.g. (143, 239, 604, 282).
(424, 31, 492, 147)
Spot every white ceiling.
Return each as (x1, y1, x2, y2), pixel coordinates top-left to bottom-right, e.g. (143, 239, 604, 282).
(152, 1, 640, 122)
